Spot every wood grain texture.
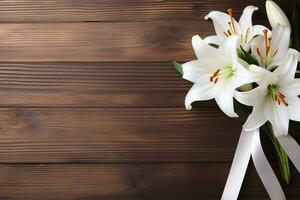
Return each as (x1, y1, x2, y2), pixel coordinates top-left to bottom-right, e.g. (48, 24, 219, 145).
(0, 0, 298, 199)
(0, 163, 299, 200)
(0, 22, 211, 62)
(0, 0, 292, 23)
(0, 107, 242, 163)
(0, 62, 189, 107)
(0, 0, 265, 22)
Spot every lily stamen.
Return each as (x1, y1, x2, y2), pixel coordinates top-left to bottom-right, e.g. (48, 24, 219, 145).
(257, 48, 261, 57)
(209, 68, 234, 84)
(256, 48, 262, 64)
(269, 85, 289, 106)
(271, 49, 278, 58)
(276, 91, 285, 99)
(276, 94, 288, 106)
(212, 69, 220, 77)
(210, 69, 221, 83)
(274, 90, 288, 106)
(214, 78, 219, 84)
(263, 29, 270, 56)
(228, 22, 234, 35)
(244, 28, 250, 43)
(227, 8, 237, 34)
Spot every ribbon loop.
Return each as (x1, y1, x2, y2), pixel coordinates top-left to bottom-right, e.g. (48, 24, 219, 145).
(222, 129, 286, 200)
(252, 131, 286, 200)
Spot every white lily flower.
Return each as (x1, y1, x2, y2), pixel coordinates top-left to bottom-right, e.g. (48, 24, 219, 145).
(235, 49, 300, 137)
(183, 35, 256, 118)
(251, 24, 291, 70)
(266, 0, 291, 29)
(204, 6, 268, 50)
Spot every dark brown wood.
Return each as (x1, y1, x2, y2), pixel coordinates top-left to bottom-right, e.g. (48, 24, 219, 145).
(0, 163, 298, 200)
(0, 62, 190, 107)
(0, 22, 211, 62)
(0, 107, 242, 163)
(0, 0, 260, 22)
(0, 0, 292, 23)
(0, 0, 298, 199)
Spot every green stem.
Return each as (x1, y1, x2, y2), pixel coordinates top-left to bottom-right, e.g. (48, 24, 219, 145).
(263, 122, 291, 184)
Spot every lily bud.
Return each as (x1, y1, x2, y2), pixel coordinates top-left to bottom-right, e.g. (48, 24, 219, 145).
(266, 0, 291, 29)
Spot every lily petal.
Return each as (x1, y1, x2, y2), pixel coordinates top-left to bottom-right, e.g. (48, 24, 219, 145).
(235, 85, 267, 106)
(267, 59, 284, 71)
(282, 79, 300, 95)
(287, 96, 300, 122)
(233, 61, 257, 88)
(192, 35, 217, 59)
(252, 25, 271, 37)
(215, 81, 238, 117)
(276, 49, 299, 83)
(182, 59, 218, 83)
(270, 25, 291, 62)
(249, 64, 277, 85)
(204, 35, 221, 46)
(250, 36, 266, 66)
(185, 77, 221, 110)
(264, 99, 289, 137)
(205, 11, 241, 41)
(243, 99, 268, 130)
(239, 6, 258, 35)
(217, 35, 239, 68)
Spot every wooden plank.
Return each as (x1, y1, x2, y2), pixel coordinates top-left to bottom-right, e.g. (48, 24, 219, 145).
(0, 107, 243, 163)
(0, 22, 209, 62)
(0, 163, 298, 200)
(0, 62, 190, 107)
(0, 0, 263, 22)
(0, 0, 291, 23)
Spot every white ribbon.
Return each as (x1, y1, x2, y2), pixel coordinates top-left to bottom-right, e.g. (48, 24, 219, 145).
(221, 129, 254, 200)
(221, 128, 287, 200)
(252, 131, 286, 200)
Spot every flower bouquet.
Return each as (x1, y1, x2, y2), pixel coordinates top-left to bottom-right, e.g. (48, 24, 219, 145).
(171, 0, 300, 199)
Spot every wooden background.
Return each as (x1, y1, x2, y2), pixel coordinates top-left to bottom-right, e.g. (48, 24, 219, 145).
(0, 0, 299, 199)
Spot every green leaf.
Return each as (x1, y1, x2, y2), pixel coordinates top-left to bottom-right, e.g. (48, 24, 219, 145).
(238, 46, 258, 65)
(171, 59, 183, 76)
(262, 123, 291, 184)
